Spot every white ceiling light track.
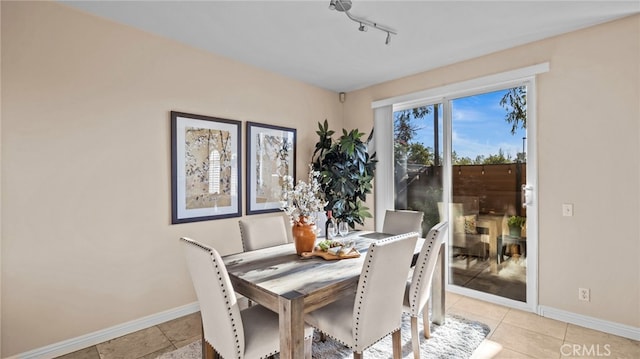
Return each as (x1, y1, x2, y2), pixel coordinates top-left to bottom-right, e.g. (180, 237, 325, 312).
(329, 0, 397, 45)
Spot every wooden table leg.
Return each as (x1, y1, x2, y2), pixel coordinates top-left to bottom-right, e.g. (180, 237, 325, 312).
(431, 242, 446, 325)
(279, 291, 305, 359)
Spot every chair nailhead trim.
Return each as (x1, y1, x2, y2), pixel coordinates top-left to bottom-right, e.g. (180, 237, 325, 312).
(180, 238, 243, 358)
(409, 229, 440, 313)
(213, 258, 243, 358)
(238, 223, 248, 252)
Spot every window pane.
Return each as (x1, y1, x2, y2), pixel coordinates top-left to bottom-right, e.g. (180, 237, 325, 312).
(393, 103, 444, 234)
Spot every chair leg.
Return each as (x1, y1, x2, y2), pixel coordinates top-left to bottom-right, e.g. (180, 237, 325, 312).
(422, 310, 431, 339)
(201, 322, 218, 359)
(354, 352, 363, 359)
(320, 332, 327, 342)
(202, 338, 217, 359)
(304, 335, 312, 359)
(392, 330, 402, 359)
(411, 316, 420, 359)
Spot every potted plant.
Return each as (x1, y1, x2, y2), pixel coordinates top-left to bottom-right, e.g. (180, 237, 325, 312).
(507, 215, 526, 237)
(281, 165, 327, 254)
(312, 120, 377, 229)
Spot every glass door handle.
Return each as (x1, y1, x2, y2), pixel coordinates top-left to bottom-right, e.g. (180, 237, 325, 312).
(522, 184, 533, 208)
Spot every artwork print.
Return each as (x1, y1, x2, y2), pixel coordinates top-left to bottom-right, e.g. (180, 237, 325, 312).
(184, 127, 233, 209)
(171, 111, 241, 223)
(246, 122, 296, 215)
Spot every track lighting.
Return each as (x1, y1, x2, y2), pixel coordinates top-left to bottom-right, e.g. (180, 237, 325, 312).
(330, 0, 351, 11)
(329, 0, 397, 45)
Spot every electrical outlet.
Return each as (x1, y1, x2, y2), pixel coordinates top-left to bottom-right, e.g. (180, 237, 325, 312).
(579, 288, 590, 302)
(563, 203, 574, 217)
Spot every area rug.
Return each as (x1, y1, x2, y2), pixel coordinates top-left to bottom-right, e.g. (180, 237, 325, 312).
(157, 313, 490, 359)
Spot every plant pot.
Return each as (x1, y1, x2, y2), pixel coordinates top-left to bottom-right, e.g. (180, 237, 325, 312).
(292, 217, 317, 255)
(508, 225, 521, 238)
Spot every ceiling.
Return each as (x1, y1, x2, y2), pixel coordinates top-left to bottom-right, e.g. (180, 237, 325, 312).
(61, 1, 639, 93)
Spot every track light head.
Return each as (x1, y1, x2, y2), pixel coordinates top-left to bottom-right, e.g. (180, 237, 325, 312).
(358, 23, 367, 32)
(385, 32, 391, 45)
(333, 0, 352, 12)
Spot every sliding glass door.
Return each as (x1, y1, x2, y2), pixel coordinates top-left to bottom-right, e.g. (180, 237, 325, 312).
(449, 87, 528, 302)
(392, 84, 533, 305)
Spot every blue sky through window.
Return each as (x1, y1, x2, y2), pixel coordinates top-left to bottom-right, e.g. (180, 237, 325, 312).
(409, 88, 526, 162)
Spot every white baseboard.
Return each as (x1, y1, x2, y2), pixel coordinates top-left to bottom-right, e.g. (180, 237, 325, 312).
(539, 305, 640, 341)
(9, 301, 638, 358)
(7, 302, 200, 359)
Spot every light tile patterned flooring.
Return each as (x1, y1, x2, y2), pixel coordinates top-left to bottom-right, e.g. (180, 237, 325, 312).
(55, 312, 202, 359)
(56, 292, 639, 359)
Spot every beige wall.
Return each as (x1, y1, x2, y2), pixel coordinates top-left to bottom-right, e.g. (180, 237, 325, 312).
(0, 2, 342, 356)
(2, 1, 638, 356)
(344, 15, 640, 328)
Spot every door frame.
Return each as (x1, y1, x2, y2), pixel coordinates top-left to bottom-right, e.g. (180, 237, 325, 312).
(372, 63, 548, 313)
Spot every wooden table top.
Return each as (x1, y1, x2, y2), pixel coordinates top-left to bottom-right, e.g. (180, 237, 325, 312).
(223, 231, 424, 313)
(223, 231, 404, 297)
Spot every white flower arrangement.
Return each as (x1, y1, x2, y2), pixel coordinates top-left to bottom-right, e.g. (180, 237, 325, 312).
(281, 165, 327, 224)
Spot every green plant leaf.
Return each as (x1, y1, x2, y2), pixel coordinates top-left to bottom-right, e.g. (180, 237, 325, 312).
(313, 121, 377, 227)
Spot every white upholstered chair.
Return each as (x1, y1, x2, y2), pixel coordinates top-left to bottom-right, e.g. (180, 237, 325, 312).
(238, 214, 293, 307)
(402, 221, 448, 359)
(305, 232, 419, 359)
(382, 209, 424, 236)
(239, 213, 292, 251)
(180, 237, 313, 359)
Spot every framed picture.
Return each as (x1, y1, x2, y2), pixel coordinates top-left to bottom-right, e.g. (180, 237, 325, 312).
(171, 111, 242, 224)
(246, 122, 296, 215)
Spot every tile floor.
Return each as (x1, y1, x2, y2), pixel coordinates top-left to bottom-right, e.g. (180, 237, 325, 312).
(56, 292, 639, 359)
(55, 312, 202, 359)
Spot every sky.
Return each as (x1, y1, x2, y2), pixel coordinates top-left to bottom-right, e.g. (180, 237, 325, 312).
(408, 88, 526, 162)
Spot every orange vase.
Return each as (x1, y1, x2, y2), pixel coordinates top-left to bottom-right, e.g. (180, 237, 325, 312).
(291, 217, 317, 255)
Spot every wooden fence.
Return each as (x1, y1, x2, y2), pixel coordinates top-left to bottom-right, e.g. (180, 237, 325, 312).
(397, 163, 527, 230)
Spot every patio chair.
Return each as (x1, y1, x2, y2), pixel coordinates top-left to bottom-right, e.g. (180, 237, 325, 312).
(180, 237, 313, 359)
(437, 202, 489, 268)
(402, 221, 448, 359)
(305, 232, 419, 359)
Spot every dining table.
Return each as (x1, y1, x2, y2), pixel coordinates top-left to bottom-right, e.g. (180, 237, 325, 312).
(214, 230, 446, 359)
